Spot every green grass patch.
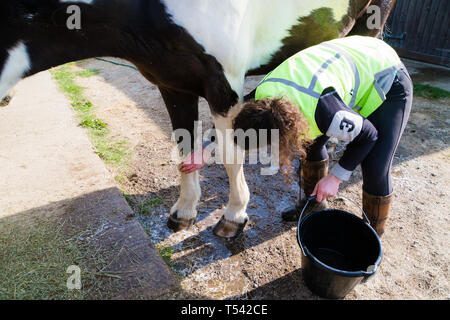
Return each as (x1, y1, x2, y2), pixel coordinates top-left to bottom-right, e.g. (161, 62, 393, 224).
(121, 191, 133, 205)
(139, 197, 164, 215)
(71, 100, 93, 114)
(79, 117, 108, 131)
(157, 246, 175, 267)
(50, 66, 84, 102)
(50, 65, 131, 168)
(76, 69, 100, 78)
(92, 139, 130, 165)
(414, 83, 450, 100)
(0, 217, 98, 299)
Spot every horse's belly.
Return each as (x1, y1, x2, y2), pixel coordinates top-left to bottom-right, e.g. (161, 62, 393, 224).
(163, 0, 353, 93)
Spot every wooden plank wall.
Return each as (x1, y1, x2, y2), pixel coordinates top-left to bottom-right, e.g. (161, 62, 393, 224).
(385, 0, 449, 67)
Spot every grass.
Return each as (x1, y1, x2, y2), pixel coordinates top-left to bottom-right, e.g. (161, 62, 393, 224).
(0, 213, 130, 299)
(156, 245, 184, 279)
(120, 192, 163, 216)
(50, 65, 131, 167)
(139, 197, 164, 215)
(50, 65, 84, 101)
(121, 191, 133, 206)
(157, 246, 175, 268)
(76, 69, 100, 78)
(414, 83, 450, 100)
(79, 117, 108, 131)
(94, 139, 130, 165)
(0, 216, 98, 299)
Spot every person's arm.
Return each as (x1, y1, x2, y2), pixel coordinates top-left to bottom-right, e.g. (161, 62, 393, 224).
(312, 88, 378, 201)
(331, 119, 378, 181)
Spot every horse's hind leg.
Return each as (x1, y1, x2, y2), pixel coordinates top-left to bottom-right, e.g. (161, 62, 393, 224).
(159, 86, 201, 232)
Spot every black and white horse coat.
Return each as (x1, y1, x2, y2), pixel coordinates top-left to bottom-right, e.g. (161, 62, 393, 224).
(0, 0, 397, 236)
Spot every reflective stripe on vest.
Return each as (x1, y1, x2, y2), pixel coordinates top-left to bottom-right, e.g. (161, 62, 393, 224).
(258, 78, 321, 99)
(320, 42, 361, 109)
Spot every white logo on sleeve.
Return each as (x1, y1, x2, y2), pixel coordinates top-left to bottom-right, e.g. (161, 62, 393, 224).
(326, 110, 363, 142)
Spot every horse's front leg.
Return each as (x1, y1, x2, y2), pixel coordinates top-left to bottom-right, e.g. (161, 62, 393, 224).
(212, 113, 250, 239)
(159, 86, 201, 232)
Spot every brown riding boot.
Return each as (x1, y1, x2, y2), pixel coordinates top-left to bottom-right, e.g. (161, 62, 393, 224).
(362, 191, 393, 237)
(281, 158, 329, 222)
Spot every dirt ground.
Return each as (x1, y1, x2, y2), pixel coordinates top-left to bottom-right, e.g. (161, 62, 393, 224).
(73, 58, 449, 300)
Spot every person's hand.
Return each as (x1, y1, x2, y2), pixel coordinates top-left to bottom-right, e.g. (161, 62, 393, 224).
(311, 173, 342, 202)
(179, 147, 212, 174)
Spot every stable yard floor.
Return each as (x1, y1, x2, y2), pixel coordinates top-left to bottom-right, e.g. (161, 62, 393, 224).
(0, 71, 176, 299)
(70, 58, 449, 300)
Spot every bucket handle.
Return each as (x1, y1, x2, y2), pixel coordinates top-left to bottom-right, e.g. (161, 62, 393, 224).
(335, 193, 370, 224)
(297, 193, 370, 257)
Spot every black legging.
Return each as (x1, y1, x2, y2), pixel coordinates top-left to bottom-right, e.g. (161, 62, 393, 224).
(306, 67, 413, 196)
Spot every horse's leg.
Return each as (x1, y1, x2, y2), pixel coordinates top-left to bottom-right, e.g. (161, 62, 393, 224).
(195, 69, 250, 239)
(159, 86, 201, 232)
(211, 110, 250, 239)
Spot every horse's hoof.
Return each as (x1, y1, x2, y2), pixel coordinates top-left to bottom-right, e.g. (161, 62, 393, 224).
(213, 216, 248, 239)
(167, 211, 195, 232)
(0, 95, 12, 107)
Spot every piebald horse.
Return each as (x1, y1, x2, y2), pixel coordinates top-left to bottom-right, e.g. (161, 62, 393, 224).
(0, 0, 396, 238)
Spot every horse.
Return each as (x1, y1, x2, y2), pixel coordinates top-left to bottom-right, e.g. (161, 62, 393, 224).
(0, 0, 397, 238)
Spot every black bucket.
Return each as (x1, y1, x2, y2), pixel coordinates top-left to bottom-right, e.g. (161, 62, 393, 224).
(297, 195, 382, 299)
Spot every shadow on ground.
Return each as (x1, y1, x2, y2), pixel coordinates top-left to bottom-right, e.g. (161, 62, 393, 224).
(0, 187, 178, 300)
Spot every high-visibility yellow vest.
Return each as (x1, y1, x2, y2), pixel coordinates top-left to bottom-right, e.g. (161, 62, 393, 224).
(255, 36, 404, 139)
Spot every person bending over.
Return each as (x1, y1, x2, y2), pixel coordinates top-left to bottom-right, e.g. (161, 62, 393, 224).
(183, 36, 413, 236)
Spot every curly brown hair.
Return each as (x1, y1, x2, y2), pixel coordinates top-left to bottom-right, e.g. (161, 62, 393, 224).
(232, 98, 311, 177)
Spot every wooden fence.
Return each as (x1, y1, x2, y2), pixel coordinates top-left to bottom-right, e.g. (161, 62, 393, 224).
(385, 0, 449, 67)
